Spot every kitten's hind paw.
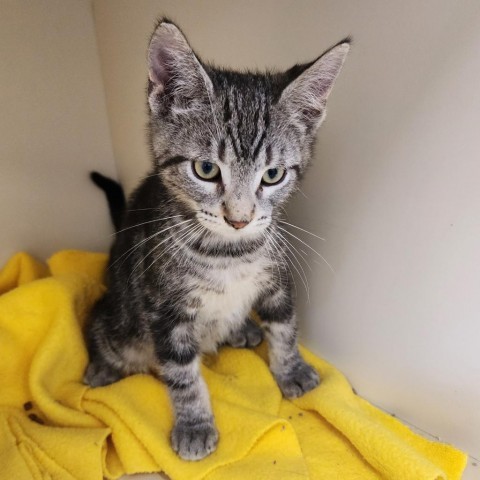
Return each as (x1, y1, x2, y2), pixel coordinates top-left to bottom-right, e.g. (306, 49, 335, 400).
(171, 420, 218, 461)
(275, 360, 320, 399)
(83, 361, 122, 387)
(226, 318, 264, 349)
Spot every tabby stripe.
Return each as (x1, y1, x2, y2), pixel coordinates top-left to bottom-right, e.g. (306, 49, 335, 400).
(253, 106, 270, 160)
(162, 156, 189, 168)
(265, 144, 273, 165)
(223, 95, 231, 122)
(233, 93, 249, 161)
(263, 107, 270, 129)
(217, 138, 226, 162)
(226, 125, 241, 159)
(253, 130, 267, 160)
(188, 237, 266, 258)
(165, 378, 195, 390)
(224, 94, 243, 160)
(252, 106, 260, 147)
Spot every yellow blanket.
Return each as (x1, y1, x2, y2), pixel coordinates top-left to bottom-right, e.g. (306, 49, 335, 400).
(0, 250, 467, 480)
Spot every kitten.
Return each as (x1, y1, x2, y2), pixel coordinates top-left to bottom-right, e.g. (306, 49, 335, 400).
(84, 18, 350, 461)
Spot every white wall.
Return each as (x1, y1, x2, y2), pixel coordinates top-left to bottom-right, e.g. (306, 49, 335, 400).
(287, 1, 480, 460)
(0, 0, 118, 265)
(92, 0, 480, 460)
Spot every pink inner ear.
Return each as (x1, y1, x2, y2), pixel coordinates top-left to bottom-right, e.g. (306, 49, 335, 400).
(148, 41, 172, 88)
(148, 20, 198, 90)
(311, 75, 335, 100)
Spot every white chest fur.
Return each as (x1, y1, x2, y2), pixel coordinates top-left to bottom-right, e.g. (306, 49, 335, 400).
(191, 258, 270, 353)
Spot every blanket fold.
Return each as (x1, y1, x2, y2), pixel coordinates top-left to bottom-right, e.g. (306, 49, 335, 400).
(0, 250, 467, 480)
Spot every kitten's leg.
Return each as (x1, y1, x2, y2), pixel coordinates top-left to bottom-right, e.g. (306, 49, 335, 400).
(154, 323, 218, 461)
(84, 299, 124, 387)
(84, 352, 123, 387)
(255, 288, 320, 398)
(225, 317, 264, 348)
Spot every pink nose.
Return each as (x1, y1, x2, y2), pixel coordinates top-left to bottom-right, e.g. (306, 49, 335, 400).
(224, 217, 250, 229)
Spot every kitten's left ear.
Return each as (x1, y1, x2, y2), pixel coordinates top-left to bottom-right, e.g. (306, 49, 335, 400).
(280, 38, 351, 129)
(147, 19, 213, 111)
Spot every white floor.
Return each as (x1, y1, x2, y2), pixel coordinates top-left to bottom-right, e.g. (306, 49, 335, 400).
(462, 461, 479, 480)
(120, 457, 478, 479)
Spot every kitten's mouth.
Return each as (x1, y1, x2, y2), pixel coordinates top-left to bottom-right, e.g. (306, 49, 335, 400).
(223, 216, 250, 230)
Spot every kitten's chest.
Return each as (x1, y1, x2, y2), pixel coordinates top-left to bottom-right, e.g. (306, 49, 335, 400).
(191, 259, 270, 352)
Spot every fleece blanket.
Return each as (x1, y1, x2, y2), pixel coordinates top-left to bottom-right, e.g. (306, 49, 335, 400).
(0, 250, 467, 480)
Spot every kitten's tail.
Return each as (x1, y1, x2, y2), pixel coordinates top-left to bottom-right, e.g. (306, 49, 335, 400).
(90, 172, 126, 231)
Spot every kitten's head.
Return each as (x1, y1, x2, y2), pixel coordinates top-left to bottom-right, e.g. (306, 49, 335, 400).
(147, 19, 349, 241)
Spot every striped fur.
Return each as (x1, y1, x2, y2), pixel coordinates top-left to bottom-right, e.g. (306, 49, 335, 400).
(84, 18, 350, 460)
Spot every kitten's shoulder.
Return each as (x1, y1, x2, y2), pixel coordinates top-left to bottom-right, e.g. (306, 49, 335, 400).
(127, 172, 165, 211)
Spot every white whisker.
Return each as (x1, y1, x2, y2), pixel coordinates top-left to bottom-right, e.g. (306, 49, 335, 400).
(167, 224, 206, 270)
(278, 226, 335, 274)
(132, 221, 205, 282)
(112, 215, 186, 236)
(278, 220, 325, 241)
(297, 187, 309, 199)
(271, 230, 310, 301)
(109, 219, 193, 269)
(127, 207, 163, 212)
(267, 229, 299, 298)
(128, 221, 196, 282)
(275, 230, 313, 272)
(262, 230, 283, 282)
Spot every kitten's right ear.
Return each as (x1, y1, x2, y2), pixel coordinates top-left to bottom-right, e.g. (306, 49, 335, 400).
(147, 19, 213, 111)
(279, 38, 351, 130)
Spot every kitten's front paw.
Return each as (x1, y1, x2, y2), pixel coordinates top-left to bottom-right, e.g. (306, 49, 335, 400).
(226, 318, 264, 348)
(275, 361, 320, 399)
(171, 420, 218, 461)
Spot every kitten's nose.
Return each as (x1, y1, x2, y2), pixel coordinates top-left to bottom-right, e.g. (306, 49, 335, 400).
(224, 217, 250, 230)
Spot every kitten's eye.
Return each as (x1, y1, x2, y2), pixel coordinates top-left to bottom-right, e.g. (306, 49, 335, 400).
(193, 161, 221, 181)
(261, 167, 286, 185)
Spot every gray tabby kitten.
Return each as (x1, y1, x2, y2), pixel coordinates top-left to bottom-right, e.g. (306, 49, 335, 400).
(84, 19, 350, 461)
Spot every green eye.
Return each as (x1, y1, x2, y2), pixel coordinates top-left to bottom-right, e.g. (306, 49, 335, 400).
(262, 167, 286, 185)
(193, 161, 221, 181)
